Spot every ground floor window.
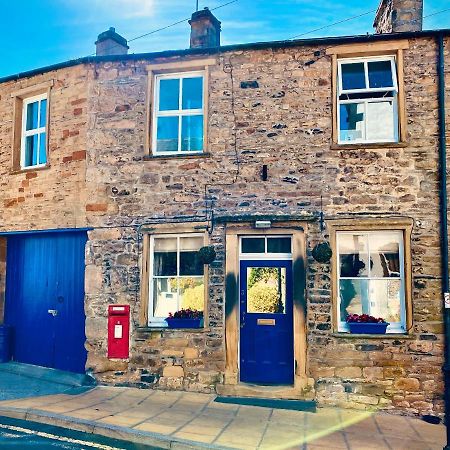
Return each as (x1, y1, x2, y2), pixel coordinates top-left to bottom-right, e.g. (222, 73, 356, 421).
(336, 230, 406, 333)
(149, 233, 205, 325)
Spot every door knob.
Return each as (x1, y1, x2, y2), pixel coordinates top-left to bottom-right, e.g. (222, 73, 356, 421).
(48, 309, 58, 317)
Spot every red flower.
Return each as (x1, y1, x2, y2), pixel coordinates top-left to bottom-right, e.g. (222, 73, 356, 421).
(346, 313, 386, 324)
(166, 308, 204, 320)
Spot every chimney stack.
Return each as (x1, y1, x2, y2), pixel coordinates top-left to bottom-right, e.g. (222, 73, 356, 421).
(373, 0, 423, 34)
(189, 7, 221, 49)
(95, 27, 129, 56)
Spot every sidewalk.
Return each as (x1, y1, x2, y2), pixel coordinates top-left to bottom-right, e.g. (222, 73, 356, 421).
(0, 386, 445, 450)
(0, 362, 94, 401)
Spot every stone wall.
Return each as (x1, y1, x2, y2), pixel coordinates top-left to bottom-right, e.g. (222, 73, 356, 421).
(0, 65, 90, 232)
(0, 34, 448, 416)
(81, 36, 449, 416)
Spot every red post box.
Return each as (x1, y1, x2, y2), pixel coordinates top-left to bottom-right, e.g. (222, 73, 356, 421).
(108, 305, 130, 359)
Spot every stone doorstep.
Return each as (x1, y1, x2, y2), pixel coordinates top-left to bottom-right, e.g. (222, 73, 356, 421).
(0, 406, 235, 450)
(216, 383, 311, 400)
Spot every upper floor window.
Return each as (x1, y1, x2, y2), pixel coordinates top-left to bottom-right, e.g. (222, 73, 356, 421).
(338, 56, 399, 144)
(336, 230, 406, 333)
(152, 71, 204, 155)
(21, 94, 48, 168)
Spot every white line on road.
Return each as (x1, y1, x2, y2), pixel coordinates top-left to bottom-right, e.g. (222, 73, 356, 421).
(0, 423, 126, 449)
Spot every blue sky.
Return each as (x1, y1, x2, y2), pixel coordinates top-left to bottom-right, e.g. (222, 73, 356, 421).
(0, 0, 448, 77)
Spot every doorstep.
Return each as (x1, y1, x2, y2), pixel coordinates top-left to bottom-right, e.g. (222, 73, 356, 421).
(216, 382, 313, 400)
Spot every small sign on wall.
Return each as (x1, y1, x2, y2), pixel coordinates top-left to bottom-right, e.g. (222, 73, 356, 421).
(114, 324, 123, 339)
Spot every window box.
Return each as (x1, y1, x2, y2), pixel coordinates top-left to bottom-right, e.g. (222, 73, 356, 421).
(165, 318, 204, 329)
(348, 322, 389, 335)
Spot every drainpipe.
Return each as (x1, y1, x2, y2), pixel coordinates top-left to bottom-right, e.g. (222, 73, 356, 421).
(437, 33, 450, 450)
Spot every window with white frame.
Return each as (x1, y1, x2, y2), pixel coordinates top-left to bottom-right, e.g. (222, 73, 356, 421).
(149, 234, 205, 325)
(336, 231, 406, 333)
(152, 72, 204, 155)
(21, 94, 48, 168)
(337, 56, 399, 144)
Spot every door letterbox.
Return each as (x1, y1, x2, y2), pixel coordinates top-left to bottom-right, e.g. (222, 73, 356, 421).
(107, 305, 130, 359)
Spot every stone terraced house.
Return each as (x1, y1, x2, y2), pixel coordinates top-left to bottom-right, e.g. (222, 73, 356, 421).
(0, 0, 449, 416)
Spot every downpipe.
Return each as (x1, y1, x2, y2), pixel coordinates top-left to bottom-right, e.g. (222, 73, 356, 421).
(437, 33, 450, 450)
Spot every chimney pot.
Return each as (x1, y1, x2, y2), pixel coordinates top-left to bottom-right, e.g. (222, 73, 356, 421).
(189, 7, 221, 49)
(95, 27, 129, 56)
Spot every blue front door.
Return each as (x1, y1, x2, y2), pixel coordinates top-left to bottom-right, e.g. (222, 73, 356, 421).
(4, 231, 88, 373)
(240, 260, 294, 385)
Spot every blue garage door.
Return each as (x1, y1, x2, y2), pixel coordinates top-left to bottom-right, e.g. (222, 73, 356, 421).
(4, 231, 87, 374)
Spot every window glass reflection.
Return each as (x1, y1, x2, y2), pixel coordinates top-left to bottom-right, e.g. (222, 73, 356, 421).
(247, 267, 286, 314)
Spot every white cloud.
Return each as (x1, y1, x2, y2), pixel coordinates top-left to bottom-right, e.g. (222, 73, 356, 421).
(62, 0, 156, 20)
(109, 0, 155, 18)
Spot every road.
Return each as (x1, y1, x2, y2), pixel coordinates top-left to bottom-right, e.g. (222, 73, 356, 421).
(0, 416, 159, 450)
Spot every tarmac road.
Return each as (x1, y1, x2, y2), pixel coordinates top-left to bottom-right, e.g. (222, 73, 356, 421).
(0, 416, 160, 450)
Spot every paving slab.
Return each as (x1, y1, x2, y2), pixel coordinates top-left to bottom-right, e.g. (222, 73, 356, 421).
(0, 362, 95, 401)
(0, 385, 445, 449)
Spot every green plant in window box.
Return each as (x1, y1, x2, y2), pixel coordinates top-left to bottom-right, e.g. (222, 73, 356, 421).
(197, 246, 216, 265)
(312, 242, 332, 263)
(166, 308, 204, 329)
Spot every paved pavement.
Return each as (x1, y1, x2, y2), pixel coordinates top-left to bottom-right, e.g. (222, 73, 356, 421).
(0, 415, 158, 449)
(0, 417, 156, 450)
(0, 362, 94, 401)
(0, 386, 445, 450)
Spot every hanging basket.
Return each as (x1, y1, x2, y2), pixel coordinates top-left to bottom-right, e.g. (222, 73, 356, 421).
(197, 246, 216, 265)
(312, 242, 332, 263)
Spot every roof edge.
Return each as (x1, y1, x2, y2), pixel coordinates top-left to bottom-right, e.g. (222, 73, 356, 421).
(1, 28, 449, 84)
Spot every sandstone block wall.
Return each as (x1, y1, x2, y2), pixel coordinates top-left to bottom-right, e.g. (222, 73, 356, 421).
(0, 34, 448, 416)
(80, 36, 450, 415)
(0, 65, 90, 232)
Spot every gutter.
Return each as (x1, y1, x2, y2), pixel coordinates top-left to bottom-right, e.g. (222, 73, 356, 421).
(437, 33, 450, 450)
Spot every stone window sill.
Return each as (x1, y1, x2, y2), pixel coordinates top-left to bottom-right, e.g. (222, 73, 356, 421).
(144, 152, 211, 161)
(10, 164, 51, 175)
(331, 332, 415, 339)
(330, 141, 408, 151)
(136, 326, 210, 333)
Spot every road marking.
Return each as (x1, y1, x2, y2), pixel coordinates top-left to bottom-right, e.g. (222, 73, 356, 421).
(0, 423, 126, 449)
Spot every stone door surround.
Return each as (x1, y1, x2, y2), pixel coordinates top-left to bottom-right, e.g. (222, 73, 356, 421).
(219, 222, 314, 399)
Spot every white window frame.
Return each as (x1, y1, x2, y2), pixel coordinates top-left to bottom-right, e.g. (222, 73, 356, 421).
(336, 230, 406, 334)
(21, 93, 48, 169)
(152, 71, 204, 156)
(239, 235, 292, 261)
(337, 56, 399, 145)
(148, 233, 205, 326)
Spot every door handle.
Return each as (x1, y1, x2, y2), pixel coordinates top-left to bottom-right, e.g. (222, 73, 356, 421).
(48, 309, 58, 317)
